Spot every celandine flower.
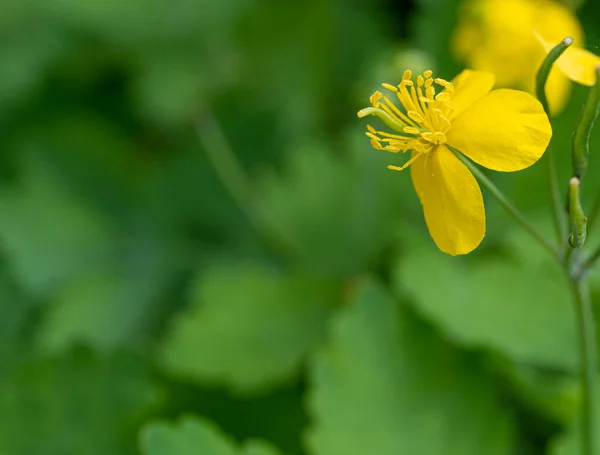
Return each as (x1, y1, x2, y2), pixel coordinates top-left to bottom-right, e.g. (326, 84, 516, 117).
(452, 0, 583, 114)
(358, 69, 552, 255)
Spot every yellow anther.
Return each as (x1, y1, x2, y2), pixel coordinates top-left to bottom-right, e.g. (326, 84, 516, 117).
(435, 78, 454, 91)
(407, 111, 424, 123)
(403, 126, 420, 135)
(417, 75, 424, 86)
(402, 69, 412, 80)
(423, 70, 433, 78)
(369, 91, 383, 107)
(435, 92, 451, 102)
(367, 124, 376, 134)
(424, 78, 433, 88)
(434, 132, 448, 143)
(382, 83, 398, 92)
(436, 112, 451, 130)
(366, 132, 379, 141)
(387, 151, 422, 171)
(420, 132, 437, 143)
(426, 86, 435, 99)
(370, 138, 383, 150)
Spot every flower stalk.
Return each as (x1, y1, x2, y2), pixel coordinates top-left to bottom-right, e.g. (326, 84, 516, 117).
(571, 279, 598, 455)
(572, 67, 600, 179)
(448, 146, 557, 259)
(536, 36, 574, 245)
(568, 177, 587, 248)
(562, 63, 600, 455)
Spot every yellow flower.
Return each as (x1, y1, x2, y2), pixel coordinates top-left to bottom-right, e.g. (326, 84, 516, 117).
(452, 0, 583, 114)
(358, 69, 552, 255)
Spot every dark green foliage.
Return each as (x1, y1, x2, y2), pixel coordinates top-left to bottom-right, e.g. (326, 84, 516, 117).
(0, 0, 599, 454)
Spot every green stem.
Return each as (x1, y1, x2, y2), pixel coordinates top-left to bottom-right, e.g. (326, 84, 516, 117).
(449, 147, 557, 259)
(586, 190, 600, 236)
(549, 148, 569, 244)
(569, 277, 598, 455)
(535, 36, 573, 115)
(535, 36, 573, 244)
(195, 107, 261, 231)
(572, 67, 600, 179)
(194, 107, 294, 258)
(568, 177, 588, 249)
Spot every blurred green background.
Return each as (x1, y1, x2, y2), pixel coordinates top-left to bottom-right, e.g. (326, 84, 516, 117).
(2, 0, 600, 454)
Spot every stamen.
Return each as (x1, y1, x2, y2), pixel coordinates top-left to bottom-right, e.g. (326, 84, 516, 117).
(370, 138, 383, 150)
(387, 152, 422, 171)
(360, 69, 455, 160)
(370, 91, 383, 107)
(435, 78, 454, 91)
(407, 111, 424, 123)
(420, 132, 437, 143)
(434, 132, 448, 143)
(403, 126, 420, 135)
(435, 92, 451, 102)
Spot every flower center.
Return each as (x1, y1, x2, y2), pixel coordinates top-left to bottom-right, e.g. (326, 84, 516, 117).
(358, 69, 455, 170)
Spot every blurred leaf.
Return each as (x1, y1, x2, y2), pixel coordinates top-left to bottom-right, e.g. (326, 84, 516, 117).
(0, 347, 161, 455)
(306, 279, 516, 455)
(492, 357, 580, 427)
(393, 239, 577, 370)
(140, 416, 282, 455)
(257, 135, 399, 278)
(548, 389, 600, 455)
(132, 55, 206, 126)
(36, 267, 169, 353)
(34, 0, 247, 46)
(160, 263, 339, 395)
(0, 265, 32, 347)
(0, 152, 117, 297)
(0, 27, 68, 115)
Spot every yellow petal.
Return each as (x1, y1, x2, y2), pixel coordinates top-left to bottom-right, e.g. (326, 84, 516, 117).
(449, 69, 495, 120)
(410, 145, 485, 256)
(448, 89, 552, 172)
(536, 33, 600, 86)
(545, 65, 572, 115)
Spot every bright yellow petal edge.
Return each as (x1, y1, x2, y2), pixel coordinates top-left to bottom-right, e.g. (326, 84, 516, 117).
(358, 68, 551, 255)
(411, 145, 485, 255)
(536, 31, 600, 86)
(448, 88, 552, 172)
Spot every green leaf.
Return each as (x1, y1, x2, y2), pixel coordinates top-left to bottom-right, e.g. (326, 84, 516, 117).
(159, 263, 338, 395)
(0, 347, 160, 455)
(0, 265, 32, 347)
(35, 266, 170, 353)
(0, 153, 116, 297)
(393, 240, 577, 370)
(306, 279, 516, 455)
(257, 134, 400, 278)
(140, 416, 282, 455)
